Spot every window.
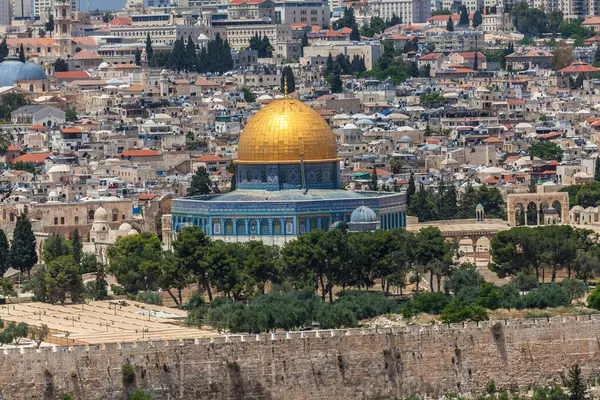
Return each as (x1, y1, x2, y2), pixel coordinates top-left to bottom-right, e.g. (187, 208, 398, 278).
(213, 220, 221, 234)
(54, 217, 58, 225)
(61, 217, 65, 225)
(75, 216, 79, 225)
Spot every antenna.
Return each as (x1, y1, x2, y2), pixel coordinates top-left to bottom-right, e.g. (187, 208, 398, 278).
(300, 156, 308, 195)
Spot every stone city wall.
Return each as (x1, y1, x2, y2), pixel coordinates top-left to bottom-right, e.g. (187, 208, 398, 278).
(2, 315, 600, 400)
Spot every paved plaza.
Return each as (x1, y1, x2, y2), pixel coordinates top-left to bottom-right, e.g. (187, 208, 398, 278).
(0, 300, 218, 344)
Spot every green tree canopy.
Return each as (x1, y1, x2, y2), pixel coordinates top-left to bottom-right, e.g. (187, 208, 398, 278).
(45, 255, 84, 304)
(188, 166, 211, 196)
(9, 215, 38, 279)
(107, 232, 166, 294)
(528, 141, 563, 161)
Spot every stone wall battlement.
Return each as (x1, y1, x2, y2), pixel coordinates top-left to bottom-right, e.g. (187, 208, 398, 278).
(2, 315, 600, 399)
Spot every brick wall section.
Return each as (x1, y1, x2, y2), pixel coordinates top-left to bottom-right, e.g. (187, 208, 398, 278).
(2, 316, 600, 399)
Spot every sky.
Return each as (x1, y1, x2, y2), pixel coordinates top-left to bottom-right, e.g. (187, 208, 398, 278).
(84, 0, 126, 11)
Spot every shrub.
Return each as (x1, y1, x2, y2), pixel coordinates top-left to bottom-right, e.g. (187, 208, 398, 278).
(441, 299, 489, 323)
(62, 394, 74, 400)
(515, 272, 539, 291)
(111, 284, 127, 296)
(412, 292, 450, 314)
(444, 264, 484, 301)
(588, 285, 600, 310)
(475, 283, 505, 310)
(129, 389, 152, 400)
(134, 291, 163, 306)
(121, 363, 135, 384)
(316, 302, 358, 329)
(561, 278, 586, 304)
(521, 284, 569, 309)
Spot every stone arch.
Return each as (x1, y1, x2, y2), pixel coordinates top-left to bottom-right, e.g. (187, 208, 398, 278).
(514, 203, 525, 226)
(236, 219, 246, 235)
(507, 192, 569, 226)
(260, 219, 269, 235)
(225, 220, 233, 235)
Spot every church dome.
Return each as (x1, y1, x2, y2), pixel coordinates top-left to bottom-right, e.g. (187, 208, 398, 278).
(94, 206, 108, 222)
(350, 206, 377, 223)
(16, 63, 47, 81)
(0, 57, 25, 86)
(118, 222, 132, 231)
(237, 98, 338, 164)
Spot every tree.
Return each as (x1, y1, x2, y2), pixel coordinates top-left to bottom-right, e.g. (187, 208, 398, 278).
(529, 175, 537, 193)
(134, 48, 142, 66)
(280, 66, 295, 94)
(0, 38, 8, 63)
(145, 32, 153, 62)
(170, 37, 186, 71)
(70, 228, 82, 266)
(406, 173, 416, 207)
(18, 44, 25, 62)
(595, 158, 600, 181)
(3, 322, 29, 345)
(83, 255, 108, 301)
(65, 108, 77, 121)
(29, 324, 49, 349)
(249, 34, 273, 57)
(43, 234, 72, 264)
(329, 70, 343, 93)
(326, 53, 334, 74)
(45, 14, 54, 34)
(350, 24, 360, 41)
(188, 167, 211, 196)
(107, 232, 165, 294)
(551, 40, 573, 70)
(301, 30, 309, 56)
(158, 251, 190, 307)
(511, 2, 549, 37)
(459, 5, 469, 26)
(529, 141, 563, 161)
(389, 157, 403, 174)
(441, 299, 488, 323)
(567, 364, 587, 400)
(241, 87, 256, 103)
(53, 58, 68, 72)
(185, 35, 197, 72)
(46, 255, 84, 304)
(446, 16, 455, 31)
(172, 226, 213, 301)
(472, 10, 483, 27)
(9, 215, 38, 279)
(0, 230, 9, 278)
(473, 51, 479, 70)
(129, 389, 152, 400)
(369, 167, 378, 191)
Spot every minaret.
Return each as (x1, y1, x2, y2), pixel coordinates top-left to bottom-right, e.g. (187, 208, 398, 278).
(53, 0, 72, 59)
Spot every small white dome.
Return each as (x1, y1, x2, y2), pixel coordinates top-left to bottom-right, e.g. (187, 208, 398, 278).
(118, 222, 133, 231)
(350, 206, 377, 223)
(127, 229, 138, 236)
(94, 207, 108, 222)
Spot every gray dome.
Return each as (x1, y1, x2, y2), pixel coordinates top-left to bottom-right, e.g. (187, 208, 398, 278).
(0, 57, 25, 86)
(16, 63, 47, 81)
(476, 203, 484, 209)
(350, 206, 377, 223)
(399, 135, 413, 143)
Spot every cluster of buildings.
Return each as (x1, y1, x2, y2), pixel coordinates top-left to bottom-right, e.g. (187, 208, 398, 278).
(0, 0, 600, 262)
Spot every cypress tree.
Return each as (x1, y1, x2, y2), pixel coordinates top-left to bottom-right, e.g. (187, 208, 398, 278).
(9, 215, 38, 279)
(134, 48, 141, 66)
(350, 24, 360, 41)
(0, 38, 8, 63)
(145, 32, 153, 63)
(280, 66, 295, 94)
(185, 35, 197, 71)
(0, 230, 9, 278)
(472, 10, 483, 27)
(446, 16, 455, 32)
(326, 53, 334, 74)
(369, 167, 378, 191)
(70, 228, 82, 267)
(567, 364, 587, 400)
(407, 173, 416, 207)
(459, 5, 469, 26)
(595, 157, 600, 181)
(18, 44, 25, 62)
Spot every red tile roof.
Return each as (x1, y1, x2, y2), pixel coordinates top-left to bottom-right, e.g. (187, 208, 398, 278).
(29, 124, 46, 130)
(428, 14, 459, 21)
(559, 61, 600, 74)
(339, 27, 352, 34)
(109, 17, 132, 26)
(61, 128, 82, 133)
(419, 52, 443, 61)
(483, 137, 503, 143)
(55, 71, 90, 79)
(138, 193, 157, 200)
(11, 153, 51, 164)
(325, 30, 345, 38)
(116, 150, 161, 158)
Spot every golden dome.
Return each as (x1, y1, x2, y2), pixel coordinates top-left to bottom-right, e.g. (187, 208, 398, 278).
(237, 98, 339, 164)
